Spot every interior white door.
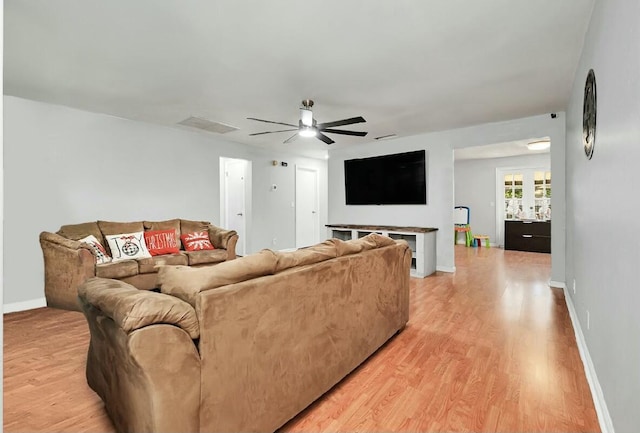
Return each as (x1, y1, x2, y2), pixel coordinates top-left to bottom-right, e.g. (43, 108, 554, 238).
(225, 159, 247, 256)
(295, 166, 319, 248)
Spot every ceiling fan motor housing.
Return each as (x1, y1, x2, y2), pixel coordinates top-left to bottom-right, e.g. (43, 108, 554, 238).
(300, 107, 314, 127)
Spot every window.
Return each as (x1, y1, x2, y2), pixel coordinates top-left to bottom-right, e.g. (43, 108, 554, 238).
(503, 169, 551, 221)
(534, 171, 551, 220)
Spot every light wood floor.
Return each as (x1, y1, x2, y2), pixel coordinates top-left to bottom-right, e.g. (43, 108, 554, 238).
(4, 246, 600, 432)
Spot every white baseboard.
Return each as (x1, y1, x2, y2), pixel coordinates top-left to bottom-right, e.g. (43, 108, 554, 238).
(563, 287, 615, 433)
(436, 265, 456, 273)
(549, 280, 566, 289)
(4, 297, 47, 314)
(455, 242, 499, 248)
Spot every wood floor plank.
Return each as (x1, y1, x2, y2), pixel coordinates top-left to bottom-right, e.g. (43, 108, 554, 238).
(4, 246, 600, 432)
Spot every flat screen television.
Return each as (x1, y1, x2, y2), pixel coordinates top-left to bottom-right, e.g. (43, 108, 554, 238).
(344, 150, 427, 205)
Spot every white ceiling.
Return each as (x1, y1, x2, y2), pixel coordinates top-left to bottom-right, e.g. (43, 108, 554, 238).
(4, 1, 594, 158)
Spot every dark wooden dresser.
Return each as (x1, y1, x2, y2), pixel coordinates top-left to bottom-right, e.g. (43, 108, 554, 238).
(504, 220, 551, 253)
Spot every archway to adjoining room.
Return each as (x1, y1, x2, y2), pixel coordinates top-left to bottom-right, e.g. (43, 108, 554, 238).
(453, 137, 551, 251)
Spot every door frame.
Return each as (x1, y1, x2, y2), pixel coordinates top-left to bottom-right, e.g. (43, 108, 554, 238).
(295, 165, 320, 248)
(220, 157, 251, 256)
(495, 165, 549, 247)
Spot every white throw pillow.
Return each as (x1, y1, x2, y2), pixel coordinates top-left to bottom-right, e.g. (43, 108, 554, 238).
(79, 235, 112, 265)
(105, 231, 152, 262)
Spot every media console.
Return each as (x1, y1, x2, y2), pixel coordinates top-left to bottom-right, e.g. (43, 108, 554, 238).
(326, 224, 438, 278)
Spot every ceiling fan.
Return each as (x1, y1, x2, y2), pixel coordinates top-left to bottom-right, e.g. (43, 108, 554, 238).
(247, 99, 367, 145)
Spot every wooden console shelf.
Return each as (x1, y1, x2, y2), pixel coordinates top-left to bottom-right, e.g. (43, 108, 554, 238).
(326, 224, 438, 278)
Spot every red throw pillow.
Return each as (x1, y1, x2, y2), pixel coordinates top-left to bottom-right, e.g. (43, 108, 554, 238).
(181, 231, 215, 251)
(144, 230, 179, 256)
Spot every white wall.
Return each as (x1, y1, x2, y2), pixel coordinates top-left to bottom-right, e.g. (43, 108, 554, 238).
(565, 0, 640, 431)
(4, 96, 328, 306)
(328, 137, 455, 272)
(455, 153, 551, 245)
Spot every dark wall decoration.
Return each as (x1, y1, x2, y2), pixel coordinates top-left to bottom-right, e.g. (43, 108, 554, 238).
(582, 69, 597, 159)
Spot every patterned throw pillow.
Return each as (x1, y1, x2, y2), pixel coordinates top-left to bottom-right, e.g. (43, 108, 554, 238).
(144, 229, 180, 256)
(104, 231, 152, 262)
(79, 235, 112, 265)
(181, 231, 215, 251)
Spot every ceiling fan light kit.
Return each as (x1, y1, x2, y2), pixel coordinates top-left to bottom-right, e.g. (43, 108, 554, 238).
(248, 99, 368, 145)
(299, 126, 317, 137)
(527, 139, 551, 151)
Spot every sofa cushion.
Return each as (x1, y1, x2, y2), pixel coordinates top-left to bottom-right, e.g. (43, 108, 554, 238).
(335, 233, 396, 256)
(98, 221, 145, 255)
(144, 230, 180, 256)
(274, 239, 338, 273)
(158, 250, 277, 305)
(79, 235, 112, 265)
(105, 232, 152, 262)
(96, 260, 139, 279)
(183, 249, 227, 266)
(180, 219, 211, 238)
(57, 222, 104, 245)
(137, 253, 188, 274)
(181, 231, 215, 251)
(78, 277, 199, 339)
(144, 219, 183, 249)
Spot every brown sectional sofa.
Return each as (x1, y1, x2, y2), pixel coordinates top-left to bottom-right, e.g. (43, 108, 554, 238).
(78, 233, 412, 433)
(40, 219, 238, 311)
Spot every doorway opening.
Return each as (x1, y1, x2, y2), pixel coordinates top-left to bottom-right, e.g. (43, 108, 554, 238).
(295, 166, 319, 248)
(496, 167, 551, 247)
(220, 157, 251, 256)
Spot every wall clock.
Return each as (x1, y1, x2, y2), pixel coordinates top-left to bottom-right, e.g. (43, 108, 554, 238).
(582, 69, 597, 159)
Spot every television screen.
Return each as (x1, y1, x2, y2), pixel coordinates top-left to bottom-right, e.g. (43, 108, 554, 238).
(344, 150, 427, 205)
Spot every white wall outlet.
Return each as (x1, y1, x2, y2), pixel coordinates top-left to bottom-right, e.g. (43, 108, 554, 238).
(573, 279, 576, 294)
(272, 237, 277, 245)
(587, 310, 590, 330)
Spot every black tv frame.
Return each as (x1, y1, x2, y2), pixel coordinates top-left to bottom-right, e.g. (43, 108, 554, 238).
(344, 150, 427, 205)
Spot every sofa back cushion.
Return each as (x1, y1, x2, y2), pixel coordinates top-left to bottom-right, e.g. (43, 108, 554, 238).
(98, 221, 145, 255)
(335, 233, 396, 257)
(158, 249, 277, 306)
(180, 219, 211, 237)
(57, 222, 104, 246)
(274, 239, 338, 273)
(144, 219, 182, 249)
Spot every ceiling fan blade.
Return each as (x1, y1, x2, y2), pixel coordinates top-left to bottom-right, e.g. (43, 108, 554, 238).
(317, 116, 366, 129)
(247, 117, 298, 128)
(283, 133, 299, 144)
(321, 129, 368, 137)
(316, 132, 335, 145)
(249, 129, 297, 136)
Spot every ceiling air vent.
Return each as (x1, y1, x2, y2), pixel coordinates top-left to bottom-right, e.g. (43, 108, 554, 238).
(374, 134, 397, 140)
(178, 116, 238, 134)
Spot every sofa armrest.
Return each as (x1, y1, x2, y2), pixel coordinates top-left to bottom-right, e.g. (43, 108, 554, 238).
(40, 231, 90, 250)
(208, 225, 238, 259)
(81, 279, 201, 433)
(78, 277, 200, 339)
(40, 231, 97, 311)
